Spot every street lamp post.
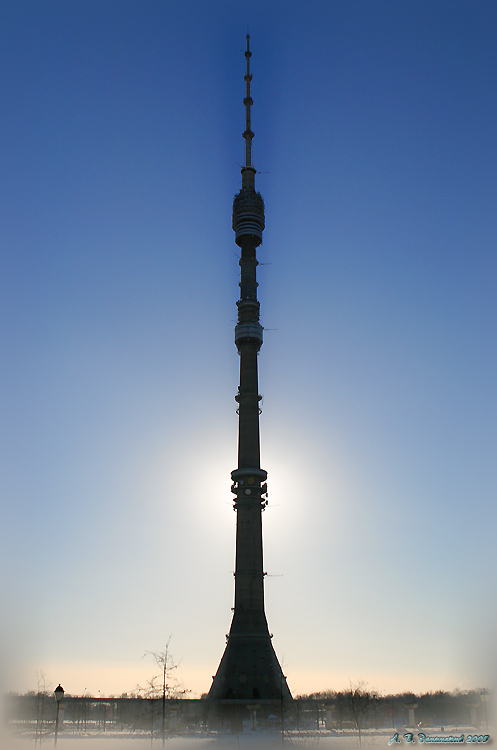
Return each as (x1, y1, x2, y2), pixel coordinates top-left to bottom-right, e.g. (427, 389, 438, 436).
(54, 684, 64, 747)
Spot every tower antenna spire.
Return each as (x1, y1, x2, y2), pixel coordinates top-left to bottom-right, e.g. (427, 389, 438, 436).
(243, 33, 254, 170)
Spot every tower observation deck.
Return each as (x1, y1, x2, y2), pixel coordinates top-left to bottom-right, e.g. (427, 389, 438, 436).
(208, 36, 291, 704)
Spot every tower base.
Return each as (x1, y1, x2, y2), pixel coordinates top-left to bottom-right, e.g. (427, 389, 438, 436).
(208, 632, 292, 701)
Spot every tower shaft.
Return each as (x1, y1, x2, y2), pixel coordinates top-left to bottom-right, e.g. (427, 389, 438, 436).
(208, 36, 291, 703)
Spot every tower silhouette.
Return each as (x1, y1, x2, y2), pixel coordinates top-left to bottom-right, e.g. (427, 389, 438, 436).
(208, 36, 291, 703)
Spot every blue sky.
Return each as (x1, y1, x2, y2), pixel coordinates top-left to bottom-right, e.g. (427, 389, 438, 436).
(1, 0, 496, 699)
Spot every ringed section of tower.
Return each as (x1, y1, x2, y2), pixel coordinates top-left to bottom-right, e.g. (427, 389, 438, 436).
(231, 168, 267, 627)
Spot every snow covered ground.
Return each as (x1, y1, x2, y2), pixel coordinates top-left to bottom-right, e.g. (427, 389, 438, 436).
(2, 729, 483, 750)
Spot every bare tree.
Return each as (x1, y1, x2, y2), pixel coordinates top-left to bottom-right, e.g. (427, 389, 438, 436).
(134, 637, 189, 745)
(342, 681, 379, 745)
(35, 671, 51, 746)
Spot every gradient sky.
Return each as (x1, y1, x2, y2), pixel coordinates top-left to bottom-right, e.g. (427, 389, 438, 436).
(1, 0, 496, 700)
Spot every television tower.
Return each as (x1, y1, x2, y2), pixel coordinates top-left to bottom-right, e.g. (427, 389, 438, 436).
(208, 35, 291, 703)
